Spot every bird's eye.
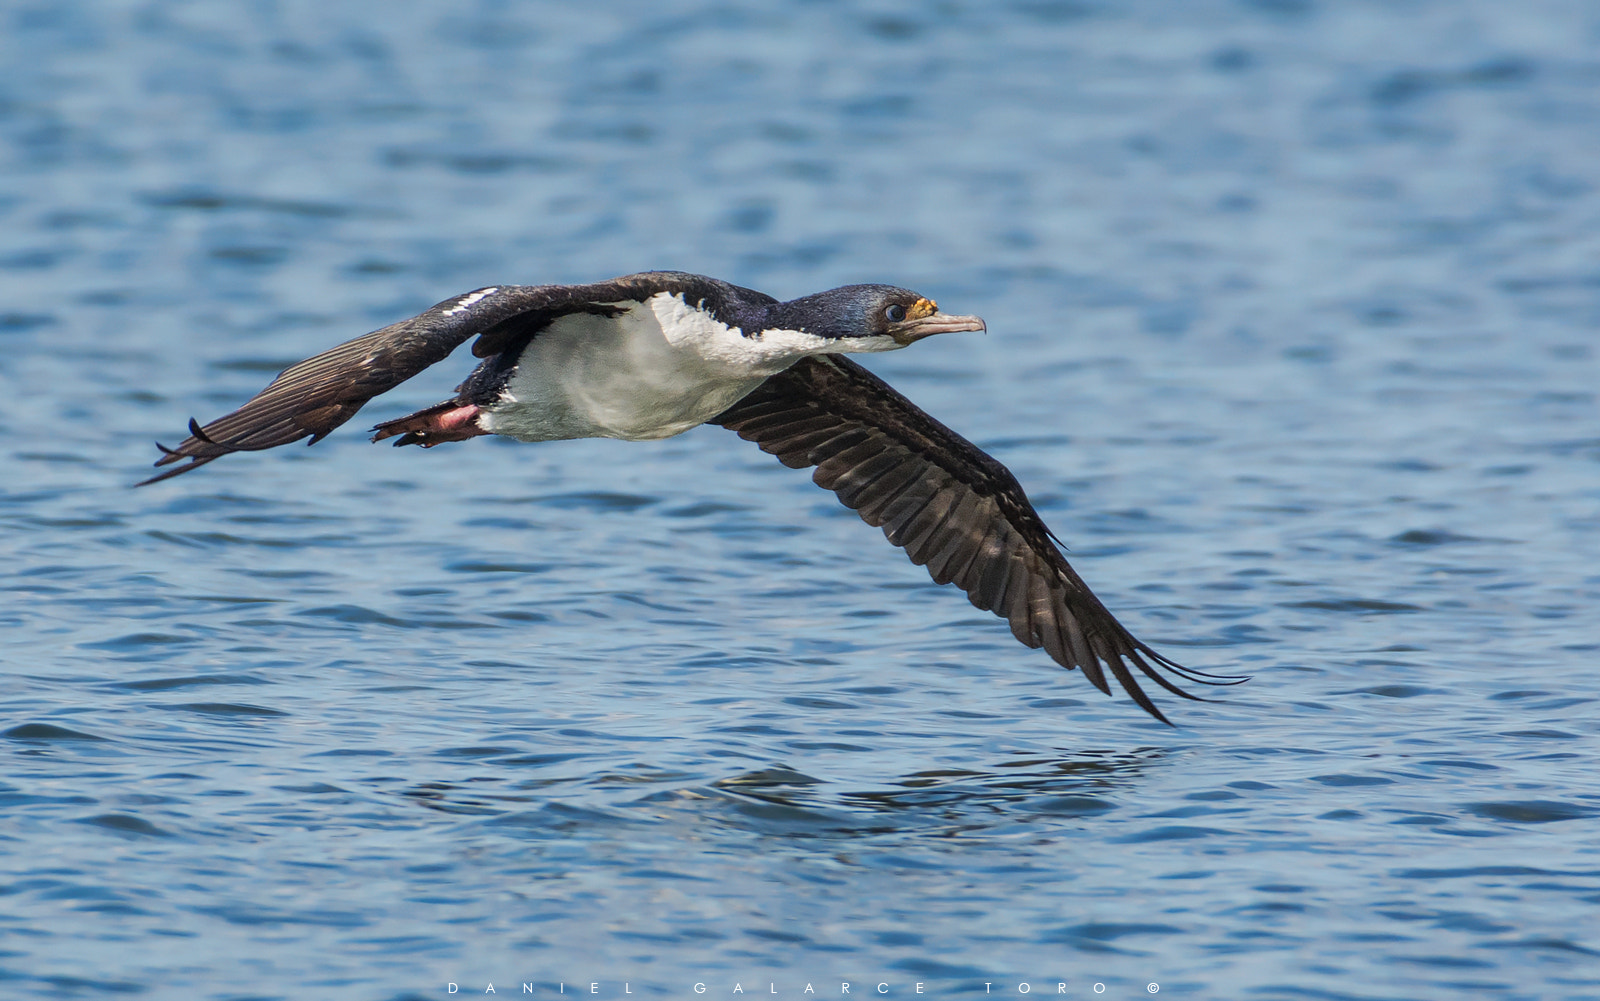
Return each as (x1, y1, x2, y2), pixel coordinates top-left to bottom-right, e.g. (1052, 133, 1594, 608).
(884, 304, 907, 323)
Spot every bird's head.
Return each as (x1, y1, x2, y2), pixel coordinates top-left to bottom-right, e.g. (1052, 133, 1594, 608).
(760, 284, 986, 352)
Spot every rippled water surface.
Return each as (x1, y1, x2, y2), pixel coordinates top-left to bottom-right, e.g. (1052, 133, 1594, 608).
(4, 2, 1600, 998)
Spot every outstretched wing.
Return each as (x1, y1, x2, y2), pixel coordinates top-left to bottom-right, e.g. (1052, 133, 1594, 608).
(711, 354, 1241, 724)
(141, 272, 768, 484)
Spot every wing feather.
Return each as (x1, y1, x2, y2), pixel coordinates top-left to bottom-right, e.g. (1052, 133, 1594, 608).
(141, 272, 773, 484)
(853, 462, 931, 526)
(712, 354, 1243, 723)
(923, 492, 985, 585)
(828, 449, 905, 507)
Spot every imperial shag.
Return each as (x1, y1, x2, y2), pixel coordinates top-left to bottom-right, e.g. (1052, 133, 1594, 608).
(144, 271, 1239, 723)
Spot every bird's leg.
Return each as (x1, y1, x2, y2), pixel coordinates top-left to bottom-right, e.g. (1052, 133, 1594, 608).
(371, 401, 488, 447)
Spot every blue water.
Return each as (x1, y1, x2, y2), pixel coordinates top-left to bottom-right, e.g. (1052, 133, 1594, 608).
(4, 2, 1599, 998)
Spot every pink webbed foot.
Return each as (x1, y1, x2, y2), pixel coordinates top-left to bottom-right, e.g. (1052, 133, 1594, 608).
(371, 402, 488, 447)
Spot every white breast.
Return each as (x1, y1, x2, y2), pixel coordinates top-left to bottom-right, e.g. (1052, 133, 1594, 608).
(478, 292, 830, 443)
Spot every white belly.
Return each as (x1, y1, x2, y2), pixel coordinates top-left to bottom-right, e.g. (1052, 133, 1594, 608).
(477, 294, 793, 442)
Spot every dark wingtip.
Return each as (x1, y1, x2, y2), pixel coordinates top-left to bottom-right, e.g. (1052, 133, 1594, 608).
(135, 454, 220, 486)
(1126, 684, 1176, 727)
(1097, 653, 1176, 725)
(187, 418, 216, 444)
(1078, 658, 1113, 696)
(1143, 647, 1251, 688)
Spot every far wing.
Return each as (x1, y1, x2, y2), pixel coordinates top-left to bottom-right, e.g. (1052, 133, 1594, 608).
(141, 273, 757, 484)
(711, 354, 1241, 724)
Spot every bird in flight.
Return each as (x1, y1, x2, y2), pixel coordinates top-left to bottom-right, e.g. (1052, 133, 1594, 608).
(144, 271, 1238, 722)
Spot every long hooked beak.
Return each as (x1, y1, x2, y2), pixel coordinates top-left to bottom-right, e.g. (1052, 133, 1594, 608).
(888, 312, 986, 346)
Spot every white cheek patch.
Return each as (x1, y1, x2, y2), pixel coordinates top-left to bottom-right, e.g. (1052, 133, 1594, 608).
(817, 334, 901, 354)
(443, 287, 499, 316)
(750, 326, 835, 356)
(756, 329, 900, 355)
(756, 329, 897, 354)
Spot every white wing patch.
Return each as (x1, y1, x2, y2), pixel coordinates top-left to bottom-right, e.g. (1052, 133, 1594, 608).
(442, 287, 500, 316)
